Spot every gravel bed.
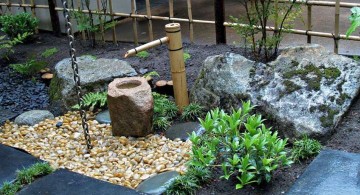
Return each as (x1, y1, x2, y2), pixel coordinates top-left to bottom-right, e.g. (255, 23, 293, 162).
(0, 111, 191, 189)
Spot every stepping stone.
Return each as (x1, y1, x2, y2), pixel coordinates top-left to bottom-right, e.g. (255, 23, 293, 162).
(165, 122, 204, 141)
(0, 144, 42, 187)
(287, 149, 360, 195)
(95, 110, 111, 124)
(0, 108, 18, 126)
(14, 110, 54, 126)
(18, 169, 144, 195)
(136, 171, 179, 195)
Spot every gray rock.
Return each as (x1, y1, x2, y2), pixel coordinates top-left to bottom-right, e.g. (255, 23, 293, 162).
(191, 44, 360, 139)
(95, 110, 111, 124)
(14, 110, 54, 126)
(50, 56, 137, 109)
(136, 171, 179, 195)
(287, 149, 360, 195)
(165, 122, 205, 141)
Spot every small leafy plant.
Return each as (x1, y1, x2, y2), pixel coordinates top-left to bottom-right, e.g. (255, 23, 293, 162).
(0, 13, 39, 39)
(291, 135, 322, 162)
(136, 51, 150, 58)
(346, 7, 360, 37)
(153, 92, 178, 130)
(181, 103, 205, 121)
(41, 48, 58, 58)
(183, 52, 191, 63)
(0, 32, 31, 60)
(10, 59, 47, 76)
(143, 71, 159, 79)
(72, 91, 107, 111)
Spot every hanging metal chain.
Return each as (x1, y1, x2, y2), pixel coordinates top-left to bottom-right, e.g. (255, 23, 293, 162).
(61, 0, 92, 150)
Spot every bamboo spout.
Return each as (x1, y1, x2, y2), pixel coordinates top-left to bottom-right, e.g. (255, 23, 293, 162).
(124, 37, 169, 58)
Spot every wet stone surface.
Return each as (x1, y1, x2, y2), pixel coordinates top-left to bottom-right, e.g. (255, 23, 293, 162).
(165, 122, 204, 141)
(136, 171, 179, 195)
(95, 110, 111, 124)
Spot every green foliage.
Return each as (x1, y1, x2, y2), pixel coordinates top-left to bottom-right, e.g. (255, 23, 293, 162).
(291, 136, 322, 162)
(0, 32, 31, 59)
(183, 52, 191, 63)
(81, 54, 97, 60)
(346, 7, 360, 37)
(10, 59, 47, 76)
(0, 13, 38, 38)
(136, 51, 150, 58)
(153, 92, 178, 130)
(143, 71, 159, 79)
(181, 103, 205, 121)
(230, 0, 301, 61)
(72, 91, 107, 111)
(0, 163, 53, 195)
(187, 101, 292, 190)
(41, 47, 58, 58)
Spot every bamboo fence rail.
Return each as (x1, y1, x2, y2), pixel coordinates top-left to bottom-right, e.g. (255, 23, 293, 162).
(1, 0, 360, 53)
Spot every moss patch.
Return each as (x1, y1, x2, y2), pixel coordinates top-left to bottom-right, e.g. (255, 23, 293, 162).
(324, 67, 341, 79)
(49, 75, 62, 101)
(280, 80, 301, 98)
(336, 93, 350, 105)
(320, 108, 339, 128)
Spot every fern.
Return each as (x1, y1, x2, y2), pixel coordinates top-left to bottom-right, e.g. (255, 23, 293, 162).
(72, 92, 107, 111)
(0, 32, 31, 59)
(41, 47, 58, 58)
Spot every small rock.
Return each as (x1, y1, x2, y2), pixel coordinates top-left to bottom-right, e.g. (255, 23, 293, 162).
(165, 122, 204, 141)
(73, 132, 81, 139)
(95, 110, 111, 124)
(136, 171, 180, 195)
(139, 68, 148, 75)
(14, 110, 54, 126)
(56, 121, 63, 128)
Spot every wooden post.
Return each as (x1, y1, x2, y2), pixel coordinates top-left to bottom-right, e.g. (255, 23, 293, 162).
(334, 0, 340, 54)
(214, 0, 226, 44)
(48, 0, 61, 36)
(131, 0, 139, 45)
(30, 0, 38, 33)
(165, 23, 189, 111)
(109, 0, 117, 44)
(169, 0, 174, 20)
(145, 0, 154, 41)
(307, 4, 312, 43)
(187, 0, 194, 43)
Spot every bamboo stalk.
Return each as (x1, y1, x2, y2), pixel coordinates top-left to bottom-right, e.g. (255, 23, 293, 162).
(307, 5, 312, 43)
(97, 0, 105, 42)
(76, 0, 86, 40)
(165, 23, 189, 112)
(30, 0, 38, 33)
(334, 0, 340, 54)
(169, 0, 174, 19)
(108, 0, 117, 44)
(145, 0, 154, 41)
(131, 0, 139, 45)
(187, 0, 194, 43)
(21, 0, 26, 12)
(124, 37, 169, 58)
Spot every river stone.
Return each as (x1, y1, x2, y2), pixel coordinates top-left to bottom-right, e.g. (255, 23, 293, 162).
(165, 122, 205, 141)
(50, 56, 137, 110)
(136, 171, 179, 195)
(14, 110, 54, 126)
(191, 44, 360, 140)
(108, 77, 153, 137)
(95, 110, 111, 124)
(287, 150, 360, 195)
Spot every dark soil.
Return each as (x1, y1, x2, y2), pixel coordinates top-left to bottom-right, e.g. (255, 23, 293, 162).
(1, 32, 359, 194)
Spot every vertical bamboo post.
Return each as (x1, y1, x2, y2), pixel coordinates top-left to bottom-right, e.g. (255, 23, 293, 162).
(145, 0, 154, 41)
(214, 0, 226, 44)
(165, 23, 189, 111)
(108, 0, 117, 44)
(169, 0, 174, 20)
(97, 0, 105, 42)
(77, 0, 86, 40)
(187, 0, 194, 43)
(131, 0, 139, 45)
(334, 0, 340, 54)
(48, 0, 61, 36)
(30, 0, 38, 34)
(307, 4, 312, 43)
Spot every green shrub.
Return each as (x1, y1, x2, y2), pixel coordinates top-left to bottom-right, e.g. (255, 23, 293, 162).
(41, 48, 58, 58)
(72, 91, 107, 111)
(183, 52, 191, 63)
(187, 101, 292, 190)
(291, 136, 322, 162)
(181, 103, 205, 121)
(136, 51, 150, 58)
(0, 32, 31, 60)
(346, 7, 360, 37)
(10, 59, 47, 76)
(0, 13, 38, 38)
(153, 92, 178, 130)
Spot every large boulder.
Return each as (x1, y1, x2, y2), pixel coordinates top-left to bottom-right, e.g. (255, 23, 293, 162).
(50, 56, 137, 110)
(191, 44, 360, 140)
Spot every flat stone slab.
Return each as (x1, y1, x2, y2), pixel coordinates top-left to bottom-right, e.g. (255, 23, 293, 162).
(14, 110, 54, 126)
(287, 149, 360, 195)
(136, 171, 179, 195)
(18, 169, 144, 195)
(95, 110, 111, 124)
(165, 122, 204, 141)
(0, 144, 42, 187)
(0, 108, 18, 125)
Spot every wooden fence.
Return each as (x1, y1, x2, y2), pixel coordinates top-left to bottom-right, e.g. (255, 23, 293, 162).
(1, 0, 360, 54)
